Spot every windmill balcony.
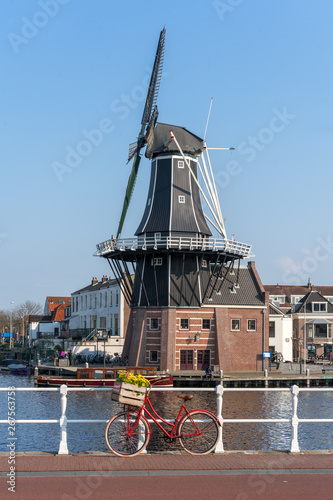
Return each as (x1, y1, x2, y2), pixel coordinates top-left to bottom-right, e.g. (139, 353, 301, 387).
(95, 235, 253, 258)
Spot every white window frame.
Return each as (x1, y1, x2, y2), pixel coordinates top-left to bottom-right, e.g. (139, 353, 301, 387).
(178, 195, 185, 203)
(154, 232, 161, 241)
(152, 257, 163, 266)
(149, 350, 158, 363)
(180, 318, 189, 330)
(312, 302, 327, 313)
(178, 160, 184, 169)
(231, 319, 240, 331)
(247, 319, 257, 331)
(201, 259, 207, 268)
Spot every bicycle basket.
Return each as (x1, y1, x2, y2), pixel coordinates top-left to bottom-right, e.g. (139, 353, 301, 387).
(111, 381, 148, 407)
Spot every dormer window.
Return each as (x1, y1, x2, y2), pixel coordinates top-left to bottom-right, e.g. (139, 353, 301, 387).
(312, 302, 327, 313)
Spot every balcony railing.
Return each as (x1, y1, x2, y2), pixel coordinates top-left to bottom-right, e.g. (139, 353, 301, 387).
(95, 235, 253, 258)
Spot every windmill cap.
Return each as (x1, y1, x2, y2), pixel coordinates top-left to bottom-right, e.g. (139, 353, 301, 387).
(146, 122, 204, 158)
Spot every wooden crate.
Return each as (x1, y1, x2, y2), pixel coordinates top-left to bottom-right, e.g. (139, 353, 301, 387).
(111, 381, 148, 407)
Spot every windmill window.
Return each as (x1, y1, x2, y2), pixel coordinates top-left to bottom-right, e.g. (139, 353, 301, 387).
(201, 259, 207, 268)
(178, 161, 184, 168)
(155, 233, 161, 241)
(231, 319, 240, 331)
(149, 350, 158, 363)
(152, 257, 163, 266)
(202, 319, 211, 330)
(180, 319, 189, 330)
(178, 196, 185, 203)
(147, 198, 151, 206)
(150, 318, 159, 330)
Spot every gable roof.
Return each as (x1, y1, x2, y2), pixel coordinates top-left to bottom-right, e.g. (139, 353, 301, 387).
(295, 290, 333, 314)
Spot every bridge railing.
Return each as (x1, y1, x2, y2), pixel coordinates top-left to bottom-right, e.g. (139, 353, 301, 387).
(1, 385, 332, 455)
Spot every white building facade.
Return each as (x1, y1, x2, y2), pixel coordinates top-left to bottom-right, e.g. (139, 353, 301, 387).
(69, 276, 130, 357)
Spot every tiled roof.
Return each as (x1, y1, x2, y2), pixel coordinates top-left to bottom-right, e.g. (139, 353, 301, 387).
(46, 296, 71, 312)
(203, 263, 265, 306)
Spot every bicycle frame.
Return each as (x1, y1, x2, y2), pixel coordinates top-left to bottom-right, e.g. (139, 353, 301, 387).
(124, 391, 207, 440)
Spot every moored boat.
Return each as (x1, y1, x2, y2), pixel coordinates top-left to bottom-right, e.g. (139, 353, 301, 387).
(8, 363, 31, 375)
(36, 366, 173, 387)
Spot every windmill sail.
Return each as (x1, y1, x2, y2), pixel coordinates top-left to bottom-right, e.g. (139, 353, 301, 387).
(116, 27, 166, 238)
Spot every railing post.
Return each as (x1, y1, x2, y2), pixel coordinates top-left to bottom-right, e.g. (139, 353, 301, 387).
(214, 384, 224, 453)
(290, 384, 300, 453)
(58, 384, 69, 455)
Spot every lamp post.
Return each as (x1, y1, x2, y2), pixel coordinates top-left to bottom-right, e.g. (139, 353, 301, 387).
(9, 302, 14, 350)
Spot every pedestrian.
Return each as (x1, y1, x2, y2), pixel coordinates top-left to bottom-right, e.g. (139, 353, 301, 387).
(54, 350, 59, 367)
(68, 350, 73, 366)
(205, 366, 212, 380)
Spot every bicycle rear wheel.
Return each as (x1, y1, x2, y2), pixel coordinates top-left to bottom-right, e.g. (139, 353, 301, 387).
(105, 410, 151, 457)
(178, 410, 220, 455)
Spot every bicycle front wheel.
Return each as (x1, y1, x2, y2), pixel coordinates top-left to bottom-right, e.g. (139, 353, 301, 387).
(105, 410, 151, 457)
(178, 410, 220, 455)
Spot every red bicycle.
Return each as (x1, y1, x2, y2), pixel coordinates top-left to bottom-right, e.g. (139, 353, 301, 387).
(105, 387, 221, 457)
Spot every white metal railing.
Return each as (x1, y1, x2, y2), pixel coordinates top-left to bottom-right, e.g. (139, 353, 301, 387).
(94, 236, 253, 258)
(1, 385, 332, 455)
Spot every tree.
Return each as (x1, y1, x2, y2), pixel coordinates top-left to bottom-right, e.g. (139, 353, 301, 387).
(15, 300, 43, 319)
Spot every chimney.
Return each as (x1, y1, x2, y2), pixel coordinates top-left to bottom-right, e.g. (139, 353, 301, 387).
(92, 277, 98, 285)
(308, 277, 311, 288)
(101, 275, 108, 283)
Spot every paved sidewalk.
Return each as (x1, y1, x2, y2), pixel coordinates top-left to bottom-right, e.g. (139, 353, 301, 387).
(1, 450, 333, 473)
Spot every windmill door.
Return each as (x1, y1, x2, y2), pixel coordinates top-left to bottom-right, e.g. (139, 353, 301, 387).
(197, 350, 210, 370)
(180, 350, 194, 370)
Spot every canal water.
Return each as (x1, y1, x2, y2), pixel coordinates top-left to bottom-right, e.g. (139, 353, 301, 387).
(1, 374, 333, 453)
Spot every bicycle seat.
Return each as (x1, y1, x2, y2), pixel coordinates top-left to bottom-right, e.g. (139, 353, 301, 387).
(177, 394, 193, 401)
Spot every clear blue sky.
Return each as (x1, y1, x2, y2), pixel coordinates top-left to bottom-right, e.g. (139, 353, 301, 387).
(1, 0, 332, 309)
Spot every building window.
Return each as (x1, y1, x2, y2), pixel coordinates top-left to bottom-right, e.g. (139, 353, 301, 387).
(247, 319, 257, 331)
(149, 350, 158, 362)
(99, 293, 102, 308)
(110, 291, 113, 307)
(110, 314, 113, 335)
(151, 318, 159, 330)
(178, 160, 184, 168)
(231, 319, 240, 331)
(85, 295, 87, 309)
(80, 296, 83, 309)
(312, 302, 327, 312)
(202, 319, 211, 330)
(100, 317, 106, 329)
(104, 292, 107, 307)
(151, 257, 162, 266)
(269, 321, 275, 338)
(89, 296, 92, 309)
(178, 195, 185, 203)
(76, 297, 78, 311)
(313, 323, 331, 338)
(116, 290, 119, 306)
(180, 318, 189, 330)
(94, 295, 97, 309)
(114, 313, 119, 335)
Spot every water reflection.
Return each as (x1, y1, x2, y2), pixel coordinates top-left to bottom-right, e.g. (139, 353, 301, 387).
(1, 374, 332, 453)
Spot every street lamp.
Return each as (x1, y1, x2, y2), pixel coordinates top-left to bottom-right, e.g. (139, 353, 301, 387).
(9, 302, 14, 350)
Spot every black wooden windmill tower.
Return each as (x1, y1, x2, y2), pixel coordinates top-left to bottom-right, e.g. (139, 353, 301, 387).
(95, 27, 253, 369)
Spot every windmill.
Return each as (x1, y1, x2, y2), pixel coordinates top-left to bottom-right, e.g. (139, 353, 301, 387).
(116, 27, 166, 239)
(95, 27, 253, 309)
